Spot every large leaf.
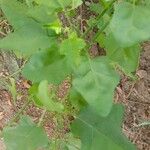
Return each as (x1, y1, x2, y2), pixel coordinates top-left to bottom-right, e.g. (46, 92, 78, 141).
(73, 57, 120, 116)
(3, 116, 49, 150)
(0, 0, 55, 55)
(36, 80, 64, 112)
(0, 0, 57, 27)
(71, 104, 136, 150)
(27, 5, 58, 24)
(110, 2, 150, 47)
(22, 50, 72, 84)
(35, 0, 82, 10)
(103, 34, 141, 74)
(0, 0, 29, 29)
(60, 33, 86, 66)
(0, 24, 53, 55)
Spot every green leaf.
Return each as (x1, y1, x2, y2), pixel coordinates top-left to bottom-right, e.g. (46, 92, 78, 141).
(103, 34, 141, 74)
(45, 20, 62, 34)
(69, 88, 87, 109)
(110, 2, 150, 47)
(90, 3, 103, 14)
(0, 0, 29, 29)
(73, 57, 120, 116)
(8, 78, 17, 105)
(22, 50, 72, 84)
(65, 133, 81, 150)
(36, 80, 64, 112)
(60, 33, 86, 66)
(3, 116, 49, 150)
(71, 104, 136, 150)
(145, 0, 150, 5)
(35, 0, 82, 10)
(0, 24, 53, 56)
(0, 0, 55, 55)
(71, 0, 83, 9)
(27, 4, 58, 24)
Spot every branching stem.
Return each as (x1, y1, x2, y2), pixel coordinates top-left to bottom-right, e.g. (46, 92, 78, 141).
(82, 0, 117, 38)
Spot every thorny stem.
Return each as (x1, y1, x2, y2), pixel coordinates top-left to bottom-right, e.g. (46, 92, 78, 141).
(82, 0, 117, 38)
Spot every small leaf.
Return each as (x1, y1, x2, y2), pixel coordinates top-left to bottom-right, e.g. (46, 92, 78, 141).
(71, 104, 136, 150)
(103, 34, 141, 74)
(71, 0, 83, 9)
(73, 57, 120, 116)
(36, 80, 64, 112)
(0, 0, 29, 29)
(110, 2, 150, 47)
(22, 50, 72, 84)
(60, 33, 86, 66)
(0, 24, 53, 56)
(3, 116, 49, 150)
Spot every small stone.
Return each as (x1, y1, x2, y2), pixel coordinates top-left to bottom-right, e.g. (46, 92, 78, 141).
(136, 70, 147, 79)
(85, 1, 91, 6)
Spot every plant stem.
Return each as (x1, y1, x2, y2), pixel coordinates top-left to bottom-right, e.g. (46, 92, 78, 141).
(58, 1, 80, 35)
(82, 0, 117, 38)
(38, 109, 47, 127)
(92, 20, 110, 42)
(7, 98, 32, 127)
(6, 59, 27, 78)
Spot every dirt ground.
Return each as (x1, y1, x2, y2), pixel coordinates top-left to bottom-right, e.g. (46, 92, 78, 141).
(120, 43, 150, 150)
(0, 1, 150, 150)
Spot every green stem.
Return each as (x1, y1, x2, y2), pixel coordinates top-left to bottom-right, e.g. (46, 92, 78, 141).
(58, 2, 80, 35)
(7, 98, 32, 127)
(82, 0, 117, 38)
(92, 20, 110, 42)
(84, 20, 110, 54)
(37, 109, 47, 127)
(6, 59, 27, 78)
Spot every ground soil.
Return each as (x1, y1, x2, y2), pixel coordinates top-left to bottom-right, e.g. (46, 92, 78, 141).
(120, 43, 150, 150)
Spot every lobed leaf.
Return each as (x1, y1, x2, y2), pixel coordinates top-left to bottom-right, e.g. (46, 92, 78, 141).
(22, 50, 72, 84)
(73, 57, 120, 116)
(110, 2, 150, 47)
(0, 24, 54, 56)
(0, 0, 56, 55)
(36, 80, 64, 112)
(0, 0, 30, 29)
(59, 33, 86, 67)
(103, 34, 141, 74)
(3, 116, 49, 150)
(71, 104, 136, 150)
